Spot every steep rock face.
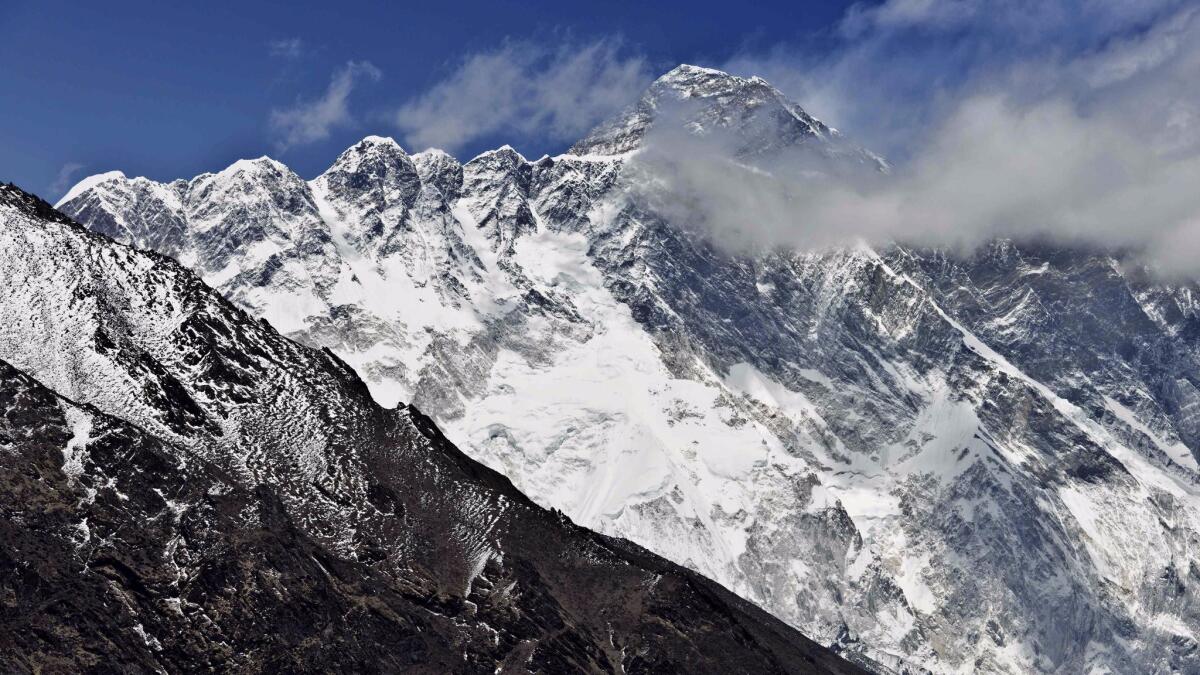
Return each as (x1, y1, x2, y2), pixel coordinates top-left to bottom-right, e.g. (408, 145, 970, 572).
(310, 135, 424, 249)
(57, 64, 1200, 674)
(887, 243, 1200, 468)
(586, 205, 1200, 672)
(58, 171, 189, 258)
(461, 146, 538, 252)
(413, 148, 466, 201)
(185, 158, 329, 274)
(0, 183, 861, 674)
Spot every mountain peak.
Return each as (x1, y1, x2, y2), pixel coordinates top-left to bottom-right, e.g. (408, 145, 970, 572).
(55, 170, 127, 207)
(314, 136, 423, 218)
(659, 63, 731, 79)
(411, 147, 455, 163)
(216, 156, 291, 180)
(466, 144, 527, 168)
(412, 148, 463, 199)
(644, 64, 781, 107)
(655, 63, 745, 90)
(569, 64, 831, 156)
(358, 134, 402, 148)
(335, 135, 409, 161)
(320, 135, 414, 179)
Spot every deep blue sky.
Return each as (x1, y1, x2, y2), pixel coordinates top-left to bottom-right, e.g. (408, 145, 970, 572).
(0, 0, 856, 199)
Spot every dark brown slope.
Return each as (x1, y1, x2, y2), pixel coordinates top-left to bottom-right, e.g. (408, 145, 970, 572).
(0, 183, 862, 673)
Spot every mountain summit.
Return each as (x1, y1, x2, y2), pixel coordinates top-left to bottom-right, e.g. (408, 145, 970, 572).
(569, 63, 885, 172)
(570, 64, 833, 156)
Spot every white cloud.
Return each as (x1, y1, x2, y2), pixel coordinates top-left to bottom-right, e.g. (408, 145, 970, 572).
(269, 38, 304, 59)
(269, 61, 381, 151)
(840, 0, 983, 35)
(394, 39, 651, 154)
(49, 162, 85, 200)
(840, 0, 1181, 42)
(637, 95, 1199, 261)
(724, 0, 1188, 158)
(648, 2, 1200, 273)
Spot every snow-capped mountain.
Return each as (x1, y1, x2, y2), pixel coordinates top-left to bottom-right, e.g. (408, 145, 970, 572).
(0, 182, 860, 673)
(58, 64, 1200, 674)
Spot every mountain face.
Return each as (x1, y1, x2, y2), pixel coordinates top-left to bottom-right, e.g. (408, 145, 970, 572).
(58, 64, 1200, 674)
(0, 183, 861, 673)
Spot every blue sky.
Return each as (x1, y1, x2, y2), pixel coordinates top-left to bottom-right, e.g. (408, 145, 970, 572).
(0, 0, 857, 198)
(4, 0, 1199, 270)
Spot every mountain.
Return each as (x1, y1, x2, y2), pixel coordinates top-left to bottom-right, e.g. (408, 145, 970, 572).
(57, 65, 1200, 674)
(570, 64, 883, 170)
(0, 183, 862, 673)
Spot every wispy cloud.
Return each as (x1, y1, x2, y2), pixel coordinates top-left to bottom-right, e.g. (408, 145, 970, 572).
(839, 0, 1180, 41)
(394, 38, 651, 154)
(723, 0, 1188, 159)
(269, 61, 381, 151)
(49, 162, 85, 199)
(268, 37, 304, 59)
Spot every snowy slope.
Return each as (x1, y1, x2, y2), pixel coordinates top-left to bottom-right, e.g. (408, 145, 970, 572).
(57, 65, 1200, 674)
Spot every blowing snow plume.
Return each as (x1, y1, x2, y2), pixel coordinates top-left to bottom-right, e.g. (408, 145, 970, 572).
(396, 38, 651, 155)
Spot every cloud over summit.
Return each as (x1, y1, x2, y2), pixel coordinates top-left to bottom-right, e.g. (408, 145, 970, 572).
(270, 61, 382, 151)
(633, 1, 1200, 273)
(394, 39, 651, 154)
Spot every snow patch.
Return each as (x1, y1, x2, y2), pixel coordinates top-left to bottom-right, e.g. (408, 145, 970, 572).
(59, 403, 93, 480)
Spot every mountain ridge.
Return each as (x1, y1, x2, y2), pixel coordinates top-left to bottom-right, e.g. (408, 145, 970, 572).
(54, 64, 1200, 674)
(0, 180, 865, 674)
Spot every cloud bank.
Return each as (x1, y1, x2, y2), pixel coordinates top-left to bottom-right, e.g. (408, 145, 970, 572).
(637, 1, 1200, 273)
(394, 39, 651, 154)
(269, 61, 381, 151)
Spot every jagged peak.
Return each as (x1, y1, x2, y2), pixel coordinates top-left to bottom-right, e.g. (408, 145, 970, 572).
(198, 157, 311, 195)
(466, 144, 527, 167)
(337, 135, 409, 160)
(219, 156, 289, 177)
(570, 63, 843, 157)
(658, 63, 734, 82)
(412, 148, 462, 177)
(317, 136, 417, 183)
(650, 64, 767, 97)
(180, 157, 306, 205)
(411, 148, 464, 199)
(358, 134, 402, 148)
(55, 170, 127, 207)
(411, 147, 457, 163)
